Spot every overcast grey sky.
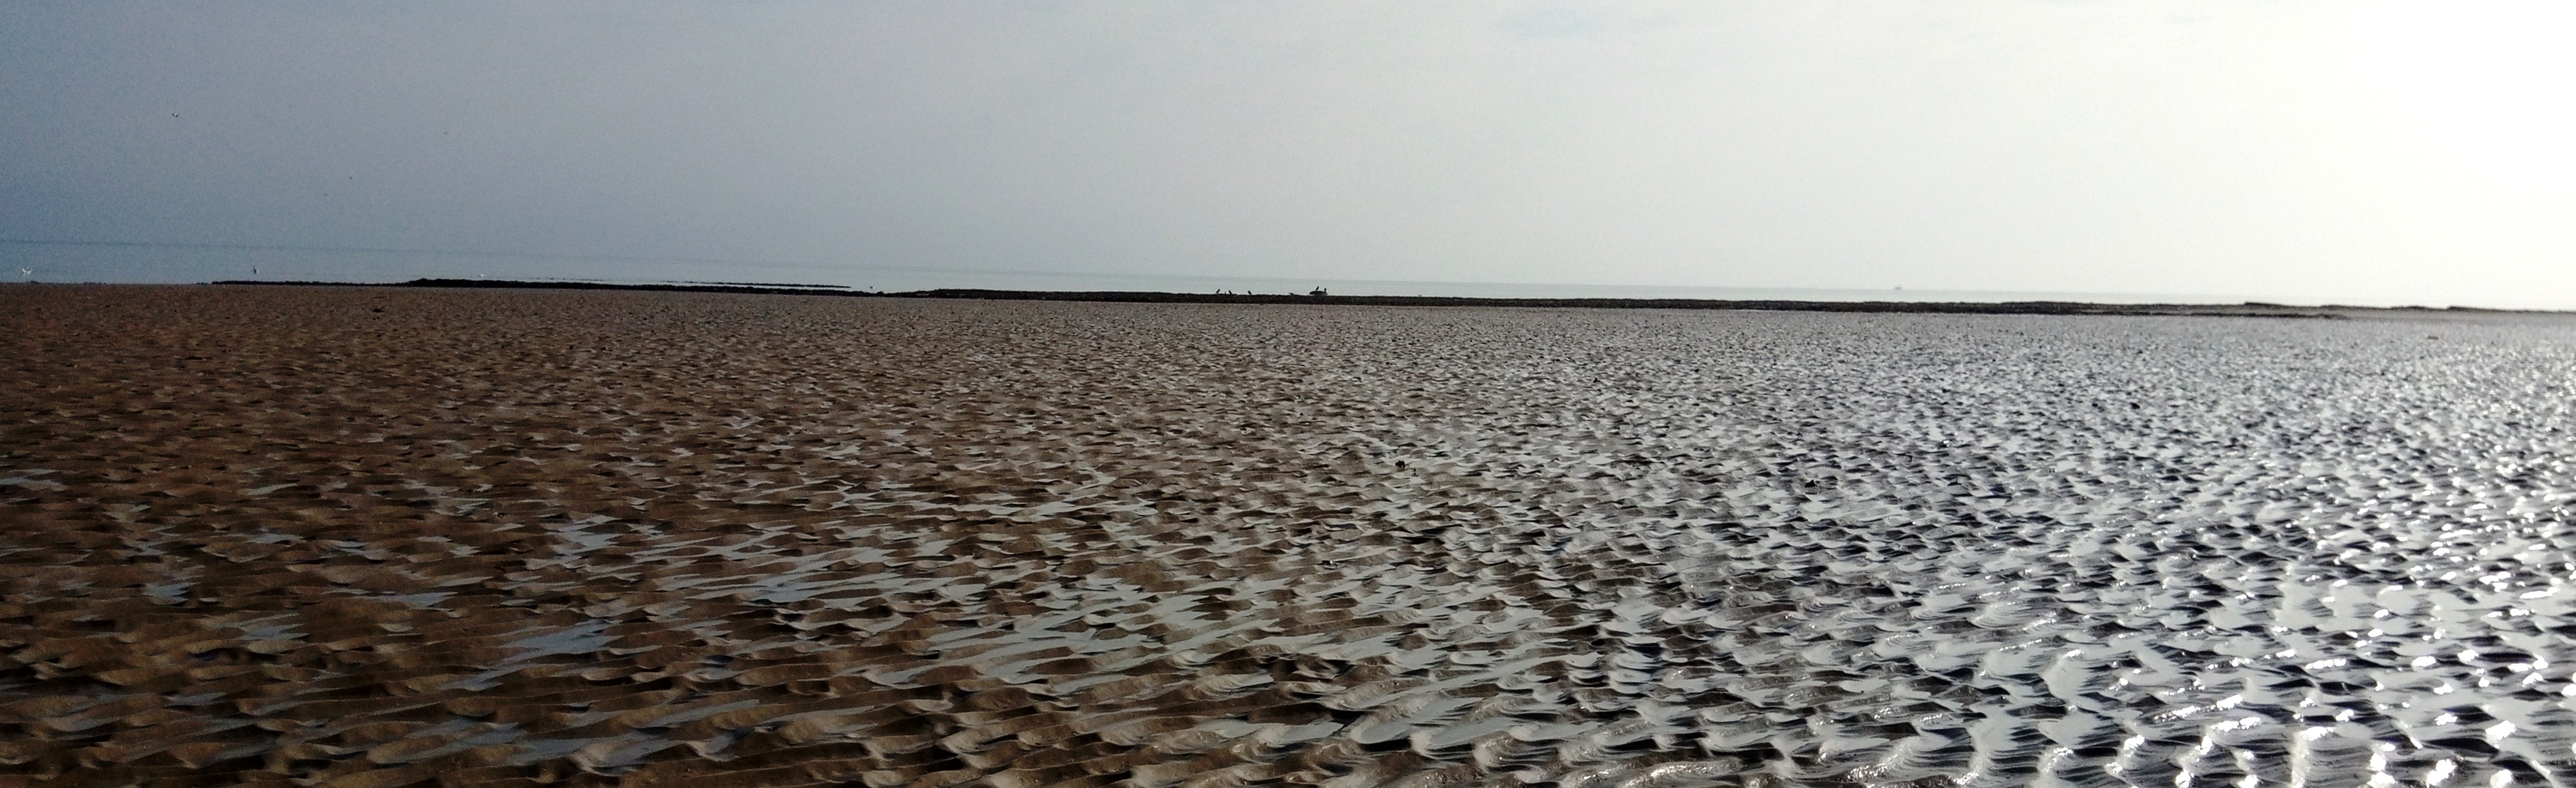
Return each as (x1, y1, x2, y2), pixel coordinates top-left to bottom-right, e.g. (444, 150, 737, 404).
(5, 2, 2572, 306)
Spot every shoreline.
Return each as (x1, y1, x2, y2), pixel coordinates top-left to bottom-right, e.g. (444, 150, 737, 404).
(176, 277, 2522, 317)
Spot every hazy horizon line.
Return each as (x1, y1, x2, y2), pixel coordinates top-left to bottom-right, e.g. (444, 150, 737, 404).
(3, 236, 2505, 310)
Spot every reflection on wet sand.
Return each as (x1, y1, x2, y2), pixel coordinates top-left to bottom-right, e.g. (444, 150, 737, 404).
(4, 284, 2575, 787)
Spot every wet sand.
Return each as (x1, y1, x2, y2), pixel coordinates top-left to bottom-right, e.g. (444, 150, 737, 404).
(4, 284, 2575, 787)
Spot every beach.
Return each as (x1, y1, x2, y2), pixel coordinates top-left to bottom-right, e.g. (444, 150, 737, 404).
(5, 284, 2576, 787)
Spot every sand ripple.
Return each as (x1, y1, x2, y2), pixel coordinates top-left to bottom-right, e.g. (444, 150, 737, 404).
(6, 285, 2576, 786)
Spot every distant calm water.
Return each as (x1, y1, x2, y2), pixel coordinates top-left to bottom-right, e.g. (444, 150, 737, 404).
(10, 241, 2248, 304)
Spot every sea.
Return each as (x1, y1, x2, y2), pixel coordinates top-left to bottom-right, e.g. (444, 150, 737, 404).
(9, 239, 2287, 306)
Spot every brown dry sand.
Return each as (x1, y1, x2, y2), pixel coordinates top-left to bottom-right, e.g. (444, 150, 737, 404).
(6, 284, 2576, 788)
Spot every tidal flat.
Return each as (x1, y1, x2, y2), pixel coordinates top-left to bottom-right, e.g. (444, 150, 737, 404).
(4, 284, 2575, 787)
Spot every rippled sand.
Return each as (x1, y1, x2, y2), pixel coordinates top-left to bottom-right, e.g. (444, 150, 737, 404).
(5, 285, 2576, 787)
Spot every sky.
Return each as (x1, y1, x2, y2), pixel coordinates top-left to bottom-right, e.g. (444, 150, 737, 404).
(4, 1, 2573, 306)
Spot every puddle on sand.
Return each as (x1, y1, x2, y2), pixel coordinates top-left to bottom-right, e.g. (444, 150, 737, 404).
(5, 286, 2576, 787)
